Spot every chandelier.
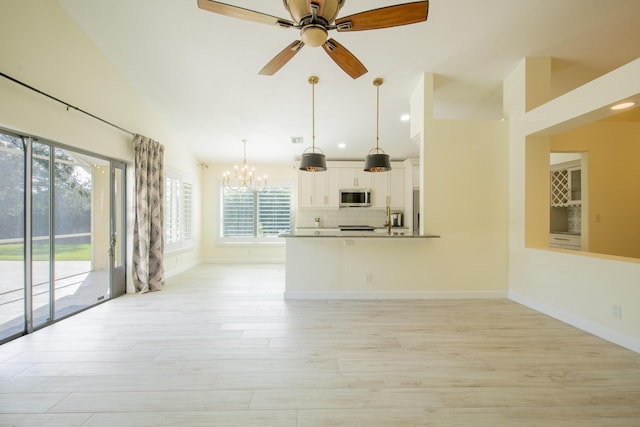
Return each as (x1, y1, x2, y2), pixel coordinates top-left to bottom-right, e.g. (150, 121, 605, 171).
(223, 139, 266, 192)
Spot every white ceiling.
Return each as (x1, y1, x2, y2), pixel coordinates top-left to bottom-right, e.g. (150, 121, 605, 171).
(58, 0, 640, 164)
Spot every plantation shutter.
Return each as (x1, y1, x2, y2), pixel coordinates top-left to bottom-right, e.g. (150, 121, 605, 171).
(257, 187, 291, 236)
(222, 188, 255, 236)
(165, 176, 180, 245)
(181, 181, 192, 241)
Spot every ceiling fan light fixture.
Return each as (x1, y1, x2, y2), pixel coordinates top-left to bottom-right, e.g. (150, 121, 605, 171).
(301, 25, 328, 47)
(364, 77, 392, 172)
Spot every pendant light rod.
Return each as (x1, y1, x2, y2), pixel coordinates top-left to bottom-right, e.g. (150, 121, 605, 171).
(310, 75, 318, 153)
(374, 77, 383, 153)
(364, 77, 391, 172)
(299, 75, 326, 172)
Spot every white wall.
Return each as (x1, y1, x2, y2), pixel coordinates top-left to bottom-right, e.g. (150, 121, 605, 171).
(0, 1, 202, 288)
(506, 57, 640, 352)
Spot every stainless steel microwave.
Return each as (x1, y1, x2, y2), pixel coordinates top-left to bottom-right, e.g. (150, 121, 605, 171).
(339, 189, 372, 207)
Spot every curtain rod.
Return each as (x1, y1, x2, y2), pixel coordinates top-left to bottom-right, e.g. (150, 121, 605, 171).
(0, 70, 135, 137)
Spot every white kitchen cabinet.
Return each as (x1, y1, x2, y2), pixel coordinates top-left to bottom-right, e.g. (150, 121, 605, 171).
(372, 168, 405, 208)
(372, 172, 388, 208)
(339, 168, 372, 189)
(551, 163, 581, 207)
(297, 171, 315, 208)
(549, 233, 581, 250)
(388, 168, 405, 208)
(324, 169, 340, 207)
(299, 162, 406, 211)
(297, 169, 339, 208)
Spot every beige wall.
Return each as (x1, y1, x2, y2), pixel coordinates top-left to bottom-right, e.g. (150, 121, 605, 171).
(201, 163, 296, 263)
(508, 57, 640, 352)
(421, 73, 509, 294)
(550, 121, 640, 258)
(0, 1, 202, 287)
(423, 118, 509, 292)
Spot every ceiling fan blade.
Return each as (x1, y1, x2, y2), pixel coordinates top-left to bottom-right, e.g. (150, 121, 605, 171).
(259, 40, 305, 75)
(322, 38, 367, 79)
(335, 1, 428, 32)
(197, 0, 294, 27)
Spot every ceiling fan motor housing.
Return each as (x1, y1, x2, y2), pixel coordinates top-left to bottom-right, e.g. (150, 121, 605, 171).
(284, 0, 344, 24)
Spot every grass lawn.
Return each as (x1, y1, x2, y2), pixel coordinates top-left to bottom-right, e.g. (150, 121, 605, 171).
(0, 242, 91, 261)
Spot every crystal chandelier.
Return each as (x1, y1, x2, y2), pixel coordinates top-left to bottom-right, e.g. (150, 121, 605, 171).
(223, 139, 266, 192)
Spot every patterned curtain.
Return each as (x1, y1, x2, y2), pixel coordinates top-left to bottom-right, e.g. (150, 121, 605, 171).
(132, 134, 165, 293)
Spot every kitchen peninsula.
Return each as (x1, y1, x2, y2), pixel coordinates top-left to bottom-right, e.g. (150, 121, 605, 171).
(280, 232, 442, 299)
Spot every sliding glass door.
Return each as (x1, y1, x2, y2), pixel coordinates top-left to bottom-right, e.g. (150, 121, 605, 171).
(0, 130, 126, 343)
(112, 162, 126, 298)
(0, 133, 26, 338)
(31, 142, 53, 328)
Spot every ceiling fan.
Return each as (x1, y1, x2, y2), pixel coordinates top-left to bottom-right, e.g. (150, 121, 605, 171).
(197, 0, 429, 79)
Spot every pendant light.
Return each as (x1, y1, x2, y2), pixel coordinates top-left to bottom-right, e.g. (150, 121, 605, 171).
(364, 77, 392, 172)
(299, 75, 327, 172)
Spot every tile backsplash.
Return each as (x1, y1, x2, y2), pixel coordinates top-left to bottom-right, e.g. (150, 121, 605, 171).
(296, 208, 399, 228)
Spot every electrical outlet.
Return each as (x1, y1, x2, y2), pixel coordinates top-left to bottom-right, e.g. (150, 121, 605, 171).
(364, 273, 372, 283)
(611, 304, 622, 320)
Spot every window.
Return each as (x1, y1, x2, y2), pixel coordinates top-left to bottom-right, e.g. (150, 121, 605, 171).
(165, 169, 193, 252)
(221, 186, 291, 239)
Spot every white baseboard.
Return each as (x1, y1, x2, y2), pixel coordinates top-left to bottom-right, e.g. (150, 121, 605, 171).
(284, 290, 507, 300)
(164, 260, 201, 279)
(509, 291, 640, 353)
(202, 258, 285, 264)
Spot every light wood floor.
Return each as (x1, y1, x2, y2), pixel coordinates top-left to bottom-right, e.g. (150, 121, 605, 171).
(1, 264, 639, 426)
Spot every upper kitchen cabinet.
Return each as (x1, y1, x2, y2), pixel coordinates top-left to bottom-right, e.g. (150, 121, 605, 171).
(297, 169, 339, 209)
(297, 161, 406, 210)
(339, 168, 372, 189)
(372, 167, 405, 208)
(550, 160, 581, 207)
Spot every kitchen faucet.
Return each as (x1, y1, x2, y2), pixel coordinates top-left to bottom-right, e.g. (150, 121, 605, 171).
(386, 205, 391, 235)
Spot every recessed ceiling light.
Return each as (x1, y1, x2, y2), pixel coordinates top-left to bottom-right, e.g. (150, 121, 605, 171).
(400, 114, 410, 122)
(611, 101, 636, 111)
(338, 143, 346, 149)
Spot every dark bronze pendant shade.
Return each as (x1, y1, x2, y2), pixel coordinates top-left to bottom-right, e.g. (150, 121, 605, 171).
(364, 150, 391, 172)
(299, 148, 327, 172)
(364, 77, 391, 172)
(299, 75, 327, 172)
